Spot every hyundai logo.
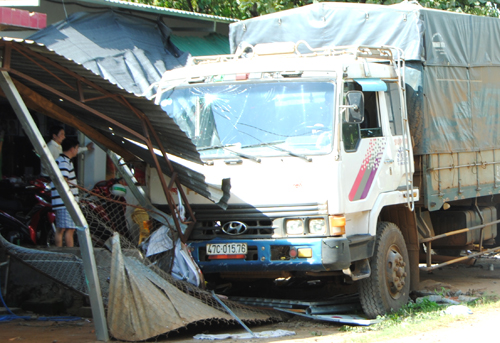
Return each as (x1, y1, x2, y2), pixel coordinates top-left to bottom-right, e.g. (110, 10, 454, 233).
(222, 221, 248, 235)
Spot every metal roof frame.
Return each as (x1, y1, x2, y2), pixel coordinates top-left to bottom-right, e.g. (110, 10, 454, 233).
(0, 37, 230, 241)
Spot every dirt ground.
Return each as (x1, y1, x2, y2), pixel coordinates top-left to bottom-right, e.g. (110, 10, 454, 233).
(3, 255, 500, 343)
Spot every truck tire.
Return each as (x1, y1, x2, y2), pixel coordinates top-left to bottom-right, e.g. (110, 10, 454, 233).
(359, 221, 410, 318)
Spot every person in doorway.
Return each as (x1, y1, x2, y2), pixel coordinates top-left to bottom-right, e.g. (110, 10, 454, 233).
(51, 137, 80, 247)
(40, 125, 94, 178)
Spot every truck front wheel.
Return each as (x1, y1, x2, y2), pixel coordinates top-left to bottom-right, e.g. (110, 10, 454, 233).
(359, 221, 410, 318)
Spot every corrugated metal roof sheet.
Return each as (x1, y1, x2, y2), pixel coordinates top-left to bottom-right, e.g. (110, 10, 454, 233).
(78, 0, 238, 23)
(28, 10, 190, 98)
(0, 37, 229, 207)
(171, 33, 230, 56)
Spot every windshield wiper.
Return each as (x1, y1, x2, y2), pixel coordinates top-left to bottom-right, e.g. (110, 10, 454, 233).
(198, 144, 261, 163)
(243, 141, 312, 162)
(278, 147, 312, 162)
(223, 148, 261, 163)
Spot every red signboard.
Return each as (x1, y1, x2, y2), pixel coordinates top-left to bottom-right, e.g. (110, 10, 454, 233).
(0, 7, 46, 30)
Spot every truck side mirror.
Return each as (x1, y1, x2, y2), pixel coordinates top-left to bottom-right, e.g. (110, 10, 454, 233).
(346, 91, 364, 123)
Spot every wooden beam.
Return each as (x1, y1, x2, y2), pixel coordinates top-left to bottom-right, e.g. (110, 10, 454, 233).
(0, 79, 137, 162)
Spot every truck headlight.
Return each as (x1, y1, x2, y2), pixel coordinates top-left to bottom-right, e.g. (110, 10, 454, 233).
(286, 219, 304, 235)
(309, 218, 327, 235)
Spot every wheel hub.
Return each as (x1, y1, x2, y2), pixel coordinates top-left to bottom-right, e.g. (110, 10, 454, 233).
(386, 245, 407, 299)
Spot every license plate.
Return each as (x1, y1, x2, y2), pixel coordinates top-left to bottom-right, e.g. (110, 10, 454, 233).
(206, 243, 248, 255)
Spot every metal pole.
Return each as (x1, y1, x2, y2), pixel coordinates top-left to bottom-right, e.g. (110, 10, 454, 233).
(420, 246, 500, 272)
(0, 71, 109, 341)
(211, 291, 256, 337)
(77, 131, 86, 186)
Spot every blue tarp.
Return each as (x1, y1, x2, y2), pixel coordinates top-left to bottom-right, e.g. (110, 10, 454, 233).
(28, 11, 190, 98)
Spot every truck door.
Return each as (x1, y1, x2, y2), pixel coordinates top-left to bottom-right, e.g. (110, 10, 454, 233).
(381, 82, 407, 190)
(342, 81, 403, 211)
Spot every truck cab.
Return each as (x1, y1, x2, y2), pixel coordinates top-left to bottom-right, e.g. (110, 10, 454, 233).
(153, 42, 417, 317)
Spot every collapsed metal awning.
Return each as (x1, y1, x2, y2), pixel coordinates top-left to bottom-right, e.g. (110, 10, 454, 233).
(0, 37, 230, 239)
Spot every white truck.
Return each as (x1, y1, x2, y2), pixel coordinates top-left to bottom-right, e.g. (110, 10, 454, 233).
(151, 3, 500, 317)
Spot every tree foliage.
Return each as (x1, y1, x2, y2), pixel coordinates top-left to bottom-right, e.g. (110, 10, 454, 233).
(131, 0, 500, 20)
(417, 0, 500, 17)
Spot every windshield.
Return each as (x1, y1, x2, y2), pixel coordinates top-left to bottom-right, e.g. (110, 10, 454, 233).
(160, 81, 335, 159)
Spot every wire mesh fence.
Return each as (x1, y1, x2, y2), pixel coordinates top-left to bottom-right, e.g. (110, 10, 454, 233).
(0, 178, 284, 340)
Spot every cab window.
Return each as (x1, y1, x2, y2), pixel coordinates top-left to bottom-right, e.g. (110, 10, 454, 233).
(360, 91, 383, 138)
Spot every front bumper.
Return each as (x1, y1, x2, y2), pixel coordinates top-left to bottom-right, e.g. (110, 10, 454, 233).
(189, 237, 351, 273)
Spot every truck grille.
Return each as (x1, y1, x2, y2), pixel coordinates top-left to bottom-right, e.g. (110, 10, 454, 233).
(189, 202, 328, 240)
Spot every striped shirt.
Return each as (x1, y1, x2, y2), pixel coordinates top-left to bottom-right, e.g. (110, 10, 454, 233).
(51, 154, 79, 210)
(41, 140, 88, 178)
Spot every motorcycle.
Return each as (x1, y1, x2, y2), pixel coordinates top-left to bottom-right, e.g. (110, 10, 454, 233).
(0, 176, 130, 247)
(0, 177, 56, 246)
(0, 210, 37, 245)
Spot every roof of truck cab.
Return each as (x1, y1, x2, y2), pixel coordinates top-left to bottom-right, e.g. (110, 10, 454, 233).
(159, 50, 399, 85)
